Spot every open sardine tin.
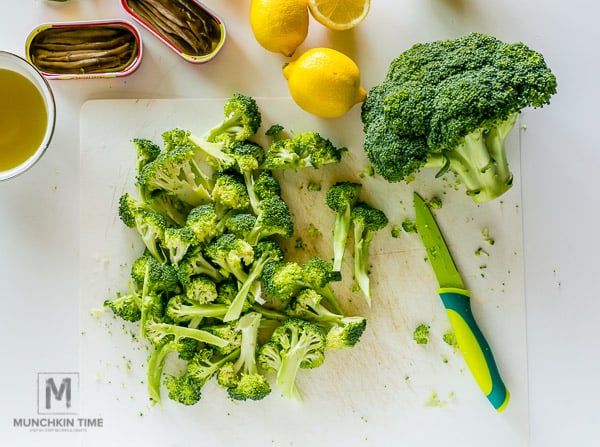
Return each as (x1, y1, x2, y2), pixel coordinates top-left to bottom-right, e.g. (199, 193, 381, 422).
(121, 0, 226, 64)
(26, 20, 143, 80)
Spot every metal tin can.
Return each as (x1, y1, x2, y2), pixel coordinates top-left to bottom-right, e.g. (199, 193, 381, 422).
(121, 0, 226, 64)
(26, 20, 143, 80)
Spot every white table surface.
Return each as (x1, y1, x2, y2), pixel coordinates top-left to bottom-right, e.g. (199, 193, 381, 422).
(1, 1, 598, 446)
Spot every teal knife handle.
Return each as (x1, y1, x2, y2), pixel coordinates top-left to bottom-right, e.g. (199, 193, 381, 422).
(438, 287, 510, 412)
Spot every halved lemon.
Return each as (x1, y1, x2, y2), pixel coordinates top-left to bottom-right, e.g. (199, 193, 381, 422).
(308, 0, 370, 31)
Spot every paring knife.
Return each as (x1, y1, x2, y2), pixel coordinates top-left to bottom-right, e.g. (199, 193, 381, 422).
(413, 192, 510, 412)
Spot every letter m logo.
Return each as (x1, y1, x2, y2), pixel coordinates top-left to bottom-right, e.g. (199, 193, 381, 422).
(37, 372, 79, 415)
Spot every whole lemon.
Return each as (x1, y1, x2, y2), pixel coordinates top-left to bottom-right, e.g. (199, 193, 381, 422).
(283, 48, 367, 118)
(250, 0, 309, 57)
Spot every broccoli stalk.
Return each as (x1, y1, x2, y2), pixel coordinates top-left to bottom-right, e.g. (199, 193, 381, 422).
(361, 32, 557, 202)
(351, 203, 388, 306)
(325, 182, 362, 271)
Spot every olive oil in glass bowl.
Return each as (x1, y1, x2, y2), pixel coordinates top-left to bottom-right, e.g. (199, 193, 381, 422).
(0, 51, 55, 181)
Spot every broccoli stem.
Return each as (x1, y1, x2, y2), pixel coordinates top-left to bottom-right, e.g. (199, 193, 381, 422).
(276, 346, 305, 402)
(332, 206, 352, 272)
(427, 114, 518, 203)
(147, 342, 174, 404)
(353, 222, 373, 307)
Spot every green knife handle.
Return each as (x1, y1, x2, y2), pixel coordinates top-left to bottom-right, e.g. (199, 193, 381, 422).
(438, 287, 510, 412)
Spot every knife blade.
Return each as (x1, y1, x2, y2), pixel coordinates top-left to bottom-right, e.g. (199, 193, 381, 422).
(413, 192, 510, 412)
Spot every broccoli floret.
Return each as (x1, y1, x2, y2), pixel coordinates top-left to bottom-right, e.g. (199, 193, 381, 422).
(224, 213, 257, 240)
(202, 322, 242, 355)
(132, 137, 161, 175)
(300, 257, 343, 314)
(361, 32, 557, 202)
(351, 203, 388, 306)
(130, 255, 180, 294)
(211, 171, 251, 217)
(136, 143, 215, 208)
(177, 245, 223, 286)
(204, 234, 254, 282)
(265, 124, 285, 139)
(264, 132, 347, 170)
(163, 371, 203, 406)
(245, 196, 294, 246)
(223, 240, 284, 322)
(253, 170, 282, 201)
(230, 141, 266, 213)
(216, 312, 271, 400)
(104, 292, 141, 322)
(118, 193, 170, 262)
(185, 347, 241, 390)
(413, 323, 430, 345)
(203, 93, 262, 147)
(185, 203, 221, 246)
(184, 274, 218, 305)
(164, 226, 197, 267)
(143, 190, 192, 227)
(261, 260, 304, 303)
(257, 318, 325, 401)
(287, 289, 367, 350)
(325, 182, 362, 271)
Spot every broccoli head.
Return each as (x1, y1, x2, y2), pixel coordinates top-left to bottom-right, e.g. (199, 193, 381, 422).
(245, 196, 294, 246)
(361, 32, 557, 202)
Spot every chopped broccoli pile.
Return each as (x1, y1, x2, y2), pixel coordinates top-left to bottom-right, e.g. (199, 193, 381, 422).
(361, 32, 557, 202)
(105, 94, 367, 406)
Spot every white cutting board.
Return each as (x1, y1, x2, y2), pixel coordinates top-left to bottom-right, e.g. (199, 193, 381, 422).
(79, 98, 528, 446)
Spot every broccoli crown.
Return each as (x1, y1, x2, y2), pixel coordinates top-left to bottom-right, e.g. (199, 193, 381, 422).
(246, 196, 294, 245)
(184, 274, 218, 304)
(205, 93, 262, 146)
(133, 137, 161, 175)
(253, 170, 281, 201)
(104, 293, 141, 322)
(164, 372, 203, 406)
(211, 171, 251, 214)
(361, 32, 557, 201)
(302, 257, 341, 289)
(224, 213, 257, 240)
(262, 261, 303, 302)
(185, 203, 220, 245)
(230, 141, 265, 173)
(325, 182, 362, 213)
(204, 233, 254, 281)
(164, 226, 197, 267)
(161, 128, 191, 152)
(264, 132, 347, 170)
(351, 203, 389, 233)
(131, 254, 180, 294)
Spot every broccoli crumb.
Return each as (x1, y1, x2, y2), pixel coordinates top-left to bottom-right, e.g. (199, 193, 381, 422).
(475, 247, 489, 257)
(482, 227, 495, 245)
(401, 218, 417, 233)
(358, 165, 375, 178)
(413, 324, 430, 344)
(442, 331, 458, 351)
(427, 196, 443, 209)
(294, 238, 304, 249)
(306, 182, 321, 191)
(391, 225, 402, 238)
(307, 223, 321, 236)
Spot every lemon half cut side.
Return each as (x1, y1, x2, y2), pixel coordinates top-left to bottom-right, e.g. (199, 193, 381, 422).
(308, 0, 371, 31)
